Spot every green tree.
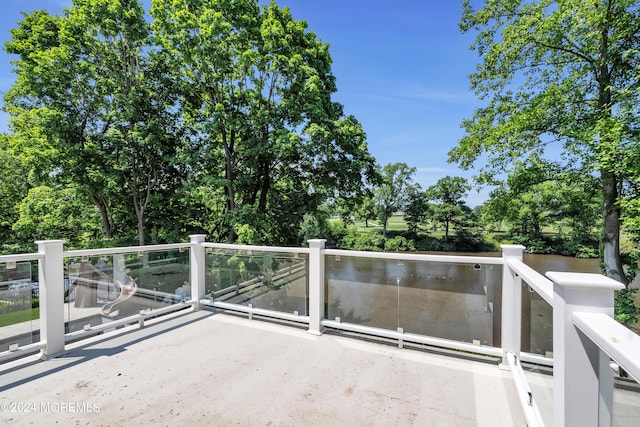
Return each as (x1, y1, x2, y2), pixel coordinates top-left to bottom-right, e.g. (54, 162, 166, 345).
(4, 0, 183, 245)
(0, 135, 29, 250)
(373, 162, 416, 238)
(355, 195, 376, 228)
(151, 0, 377, 244)
(426, 176, 471, 242)
(450, 0, 640, 285)
(404, 184, 428, 235)
(12, 186, 102, 247)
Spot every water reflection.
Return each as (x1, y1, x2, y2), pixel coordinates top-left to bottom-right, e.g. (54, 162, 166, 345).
(326, 256, 502, 346)
(326, 253, 603, 353)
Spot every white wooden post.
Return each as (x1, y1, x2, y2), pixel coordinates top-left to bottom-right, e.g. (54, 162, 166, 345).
(190, 235, 207, 309)
(500, 244, 525, 367)
(307, 239, 326, 335)
(36, 240, 66, 358)
(547, 271, 623, 427)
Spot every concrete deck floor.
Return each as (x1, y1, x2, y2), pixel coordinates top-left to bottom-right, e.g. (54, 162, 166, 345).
(0, 309, 527, 426)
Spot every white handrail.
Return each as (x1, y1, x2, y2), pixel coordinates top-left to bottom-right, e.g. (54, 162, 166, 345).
(202, 242, 310, 254)
(64, 243, 191, 257)
(325, 248, 503, 265)
(505, 258, 553, 305)
(0, 253, 43, 263)
(572, 311, 640, 383)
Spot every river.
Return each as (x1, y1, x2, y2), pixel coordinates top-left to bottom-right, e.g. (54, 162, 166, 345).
(325, 252, 603, 355)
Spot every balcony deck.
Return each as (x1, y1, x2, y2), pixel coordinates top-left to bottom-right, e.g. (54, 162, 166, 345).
(1, 309, 526, 426)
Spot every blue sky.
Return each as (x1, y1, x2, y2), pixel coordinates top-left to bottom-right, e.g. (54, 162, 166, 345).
(0, 1, 489, 205)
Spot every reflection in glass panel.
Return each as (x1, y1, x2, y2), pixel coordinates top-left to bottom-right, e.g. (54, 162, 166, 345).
(0, 261, 37, 351)
(523, 364, 640, 427)
(326, 256, 502, 346)
(326, 256, 399, 330)
(400, 262, 500, 346)
(205, 249, 307, 315)
(614, 374, 640, 426)
(64, 249, 190, 332)
(521, 286, 553, 356)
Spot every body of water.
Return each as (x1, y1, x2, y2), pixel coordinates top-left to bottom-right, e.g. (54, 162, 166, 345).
(325, 252, 603, 354)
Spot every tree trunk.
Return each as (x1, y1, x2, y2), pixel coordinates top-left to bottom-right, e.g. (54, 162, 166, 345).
(257, 164, 270, 214)
(602, 170, 628, 284)
(382, 216, 388, 238)
(91, 194, 113, 238)
(223, 130, 236, 243)
(444, 220, 449, 242)
(596, 9, 627, 284)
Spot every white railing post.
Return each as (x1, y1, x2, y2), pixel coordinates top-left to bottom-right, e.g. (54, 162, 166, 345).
(307, 239, 326, 335)
(36, 240, 66, 358)
(500, 244, 525, 367)
(190, 235, 207, 309)
(546, 271, 623, 427)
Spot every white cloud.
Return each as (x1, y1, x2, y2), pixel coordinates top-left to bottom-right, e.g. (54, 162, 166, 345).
(400, 86, 475, 103)
(416, 166, 457, 174)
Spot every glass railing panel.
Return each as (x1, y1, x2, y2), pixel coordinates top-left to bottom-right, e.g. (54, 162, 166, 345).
(64, 248, 190, 332)
(521, 364, 553, 426)
(0, 261, 38, 351)
(614, 374, 640, 426)
(326, 255, 399, 329)
(521, 285, 553, 356)
(398, 261, 501, 346)
(205, 249, 308, 315)
(521, 363, 640, 427)
(326, 256, 503, 342)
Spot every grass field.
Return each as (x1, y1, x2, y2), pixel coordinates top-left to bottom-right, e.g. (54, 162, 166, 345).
(0, 307, 39, 327)
(352, 215, 408, 232)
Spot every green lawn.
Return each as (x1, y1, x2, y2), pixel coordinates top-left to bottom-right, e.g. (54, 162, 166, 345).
(0, 307, 39, 327)
(352, 215, 408, 232)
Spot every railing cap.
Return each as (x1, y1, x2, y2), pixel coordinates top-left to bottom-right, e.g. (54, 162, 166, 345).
(500, 244, 525, 258)
(545, 271, 624, 291)
(307, 239, 326, 249)
(500, 244, 526, 250)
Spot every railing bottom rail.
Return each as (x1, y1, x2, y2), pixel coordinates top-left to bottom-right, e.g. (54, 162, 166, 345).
(0, 341, 47, 364)
(321, 319, 503, 358)
(203, 300, 310, 325)
(64, 301, 195, 342)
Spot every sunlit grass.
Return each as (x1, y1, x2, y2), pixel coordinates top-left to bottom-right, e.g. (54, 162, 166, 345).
(0, 307, 39, 327)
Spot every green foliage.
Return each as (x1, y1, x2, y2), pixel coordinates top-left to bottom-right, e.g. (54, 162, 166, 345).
(298, 205, 331, 245)
(2, 0, 377, 248)
(452, 0, 640, 284)
(383, 236, 415, 252)
(4, 0, 185, 245)
(373, 162, 416, 238)
(339, 228, 385, 252)
(404, 185, 428, 234)
(13, 186, 102, 248)
(480, 156, 601, 256)
(426, 176, 472, 242)
(0, 135, 29, 244)
(615, 288, 639, 327)
(150, 0, 378, 244)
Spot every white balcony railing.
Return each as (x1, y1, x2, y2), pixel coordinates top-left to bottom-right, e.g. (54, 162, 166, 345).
(0, 237, 639, 426)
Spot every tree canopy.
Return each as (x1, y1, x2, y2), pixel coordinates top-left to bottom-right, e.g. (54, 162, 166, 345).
(450, 0, 640, 284)
(426, 176, 472, 242)
(2, 0, 378, 248)
(373, 162, 416, 238)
